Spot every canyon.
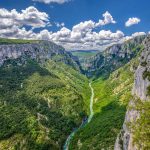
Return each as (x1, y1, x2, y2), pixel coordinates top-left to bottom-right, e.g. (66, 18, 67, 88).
(0, 35, 150, 150)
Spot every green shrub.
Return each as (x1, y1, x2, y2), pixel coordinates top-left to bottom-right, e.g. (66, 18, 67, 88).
(147, 86, 150, 96)
(141, 61, 147, 67)
(143, 69, 150, 80)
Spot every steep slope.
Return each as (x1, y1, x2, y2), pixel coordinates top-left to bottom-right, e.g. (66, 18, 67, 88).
(86, 35, 145, 78)
(69, 36, 146, 150)
(70, 57, 137, 149)
(0, 39, 80, 71)
(0, 40, 90, 150)
(115, 35, 150, 150)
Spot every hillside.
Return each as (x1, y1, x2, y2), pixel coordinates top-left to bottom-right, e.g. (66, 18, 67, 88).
(70, 54, 137, 149)
(115, 35, 150, 150)
(0, 39, 80, 71)
(86, 35, 145, 78)
(0, 38, 39, 45)
(0, 40, 90, 150)
(69, 35, 150, 150)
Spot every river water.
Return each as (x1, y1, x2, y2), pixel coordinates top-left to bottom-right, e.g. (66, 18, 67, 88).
(63, 82, 94, 150)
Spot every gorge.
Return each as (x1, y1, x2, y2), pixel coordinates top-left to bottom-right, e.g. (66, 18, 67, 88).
(0, 35, 150, 150)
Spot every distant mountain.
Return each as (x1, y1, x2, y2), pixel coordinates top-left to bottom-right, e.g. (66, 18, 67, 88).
(71, 50, 99, 72)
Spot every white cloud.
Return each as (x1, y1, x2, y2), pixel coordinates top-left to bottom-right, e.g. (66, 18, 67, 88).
(0, 25, 146, 51)
(0, 6, 50, 40)
(36, 29, 52, 40)
(55, 22, 65, 28)
(95, 11, 116, 27)
(125, 17, 141, 27)
(0, 26, 36, 39)
(0, 6, 49, 29)
(0, 10, 125, 51)
(131, 32, 146, 37)
(32, 0, 70, 4)
(72, 20, 95, 33)
(38, 27, 125, 50)
(0, 7, 146, 51)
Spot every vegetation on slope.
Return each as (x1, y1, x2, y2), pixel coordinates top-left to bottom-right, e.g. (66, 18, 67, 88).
(71, 50, 98, 59)
(130, 98, 150, 149)
(70, 57, 139, 149)
(0, 38, 39, 44)
(0, 58, 90, 150)
(86, 36, 145, 79)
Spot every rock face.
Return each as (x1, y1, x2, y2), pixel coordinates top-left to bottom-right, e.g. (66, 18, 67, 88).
(0, 40, 80, 70)
(86, 35, 145, 77)
(114, 35, 150, 150)
(132, 37, 150, 101)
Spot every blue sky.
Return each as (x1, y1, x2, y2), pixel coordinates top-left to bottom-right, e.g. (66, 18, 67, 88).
(0, 0, 149, 50)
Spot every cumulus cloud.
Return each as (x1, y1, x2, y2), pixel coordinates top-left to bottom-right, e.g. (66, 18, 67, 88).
(95, 11, 116, 27)
(32, 0, 70, 4)
(72, 20, 95, 32)
(125, 17, 141, 27)
(0, 24, 146, 50)
(37, 27, 125, 50)
(131, 32, 146, 37)
(55, 22, 65, 28)
(0, 6, 50, 41)
(0, 6, 49, 29)
(0, 7, 125, 50)
(0, 26, 36, 39)
(0, 7, 146, 50)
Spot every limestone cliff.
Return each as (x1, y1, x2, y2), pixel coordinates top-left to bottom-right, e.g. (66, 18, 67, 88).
(0, 40, 80, 70)
(114, 35, 150, 150)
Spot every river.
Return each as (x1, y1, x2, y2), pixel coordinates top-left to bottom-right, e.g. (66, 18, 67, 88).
(63, 82, 94, 150)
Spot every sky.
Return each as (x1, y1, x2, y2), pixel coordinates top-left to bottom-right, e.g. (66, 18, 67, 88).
(0, 0, 149, 50)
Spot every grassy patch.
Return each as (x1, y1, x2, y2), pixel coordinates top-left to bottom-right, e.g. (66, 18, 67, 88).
(0, 38, 39, 44)
(71, 51, 98, 59)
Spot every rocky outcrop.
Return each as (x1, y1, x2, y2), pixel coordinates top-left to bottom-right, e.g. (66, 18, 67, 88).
(0, 40, 80, 70)
(114, 35, 150, 150)
(132, 37, 150, 101)
(0, 41, 63, 65)
(86, 35, 146, 77)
